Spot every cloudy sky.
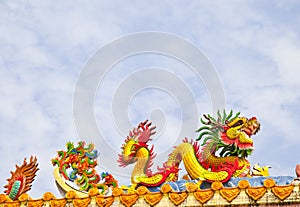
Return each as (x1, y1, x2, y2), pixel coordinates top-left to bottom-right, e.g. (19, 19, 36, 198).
(1, 1, 300, 198)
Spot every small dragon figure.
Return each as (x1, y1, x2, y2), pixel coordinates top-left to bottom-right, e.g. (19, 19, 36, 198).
(52, 141, 118, 195)
(118, 110, 267, 188)
(4, 156, 39, 200)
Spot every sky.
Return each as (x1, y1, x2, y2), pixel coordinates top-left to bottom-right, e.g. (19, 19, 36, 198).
(1, 0, 300, 198)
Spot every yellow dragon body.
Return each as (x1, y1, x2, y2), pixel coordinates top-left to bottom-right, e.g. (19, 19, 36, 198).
(118, 110, 265, 187)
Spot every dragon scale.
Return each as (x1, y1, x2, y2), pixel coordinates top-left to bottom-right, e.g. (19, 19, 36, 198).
(166, 142, 230, 181)
(199, 141, 251, 177)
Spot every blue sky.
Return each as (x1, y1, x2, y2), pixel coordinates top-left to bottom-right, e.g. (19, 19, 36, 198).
(1, 1, 300, 198)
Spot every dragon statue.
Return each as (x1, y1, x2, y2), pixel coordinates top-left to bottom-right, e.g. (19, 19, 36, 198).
(4, 156, 39, 200)
(52, 141, 118, 196)
(118, 110, 267, 188)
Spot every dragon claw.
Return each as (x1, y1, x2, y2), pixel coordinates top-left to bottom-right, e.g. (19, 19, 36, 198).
(120, 184, 137, 193)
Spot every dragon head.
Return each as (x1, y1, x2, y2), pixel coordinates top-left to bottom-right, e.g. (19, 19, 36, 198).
(197, 110, 260, 158)
(118, 120, 156, 167)
(222, 116, 260, 150)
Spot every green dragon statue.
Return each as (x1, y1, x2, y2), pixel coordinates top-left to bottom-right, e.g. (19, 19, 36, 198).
(52, 141, 118, 196)
(118, 110, 268, 188)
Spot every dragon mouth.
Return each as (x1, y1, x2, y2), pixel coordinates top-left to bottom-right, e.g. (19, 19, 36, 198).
(241, 120, 261, 137)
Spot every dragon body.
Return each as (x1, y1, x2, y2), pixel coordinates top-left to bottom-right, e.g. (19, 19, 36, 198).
(118, 121, 179, 187)
(118, 110, 264, 187)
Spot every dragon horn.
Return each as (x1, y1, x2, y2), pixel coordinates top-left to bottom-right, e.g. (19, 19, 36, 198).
(203, 114, 225, 128)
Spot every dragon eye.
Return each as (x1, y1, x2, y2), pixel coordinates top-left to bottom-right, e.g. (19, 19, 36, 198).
(231, 120, 244, 127)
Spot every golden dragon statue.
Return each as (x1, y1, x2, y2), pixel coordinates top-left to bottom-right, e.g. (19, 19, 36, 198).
(118, 110, 268, 188)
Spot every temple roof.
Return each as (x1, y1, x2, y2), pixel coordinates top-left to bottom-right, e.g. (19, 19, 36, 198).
(1, 177, 300, 207)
